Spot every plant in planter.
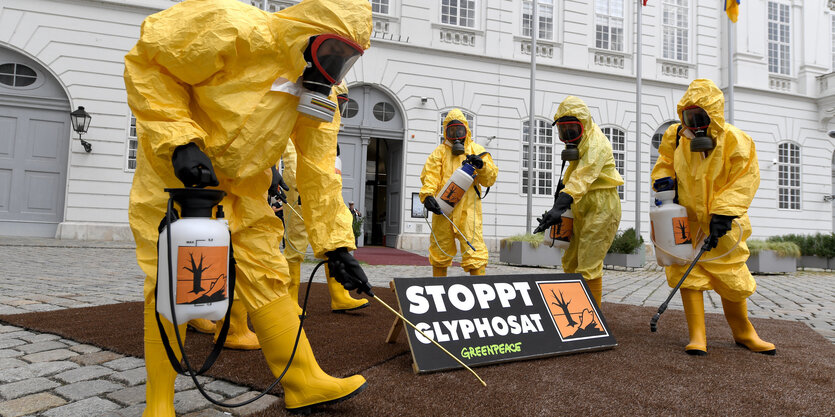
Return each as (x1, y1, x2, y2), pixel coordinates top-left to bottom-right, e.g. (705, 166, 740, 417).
(604, 228, 645, 269)
(351, 216, 364, 245)
(499, 233, 562, 267)
(768, 233, 835, 270)
(746, 239, 800, 274)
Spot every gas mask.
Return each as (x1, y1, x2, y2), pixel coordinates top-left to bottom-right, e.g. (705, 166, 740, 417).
(297, 34, 363, 122)
(337, 93, 349, 117)
(445, 121, 468, 155)
(681, 106, 714, 152)
(555, 116, 583, 161)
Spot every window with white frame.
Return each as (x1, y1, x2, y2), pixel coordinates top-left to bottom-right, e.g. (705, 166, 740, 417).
(601, 127, 625, 200)
(441, 0, 476, 28)
(522, 119, 554, 196)
(778, 142, 800, 210)
(439, 110, 475, 143)
(767, 1, 791, 75)
(662, 0, 688, 61)
(522, 0, 554, 40)
(126, 113, 138, 171)
(371, 0, 389, 14)
(595, 0, 624, 51)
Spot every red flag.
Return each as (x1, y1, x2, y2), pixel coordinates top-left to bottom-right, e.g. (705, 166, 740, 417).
(643, 0, 648, 5)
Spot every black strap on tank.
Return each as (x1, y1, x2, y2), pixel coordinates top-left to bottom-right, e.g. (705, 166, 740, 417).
(473, 151, 491, 199)
(154, 203, 234, 376)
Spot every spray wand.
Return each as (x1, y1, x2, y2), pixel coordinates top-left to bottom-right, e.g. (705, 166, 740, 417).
(441, 212, 476, 252)
(650, 238, 711, 332)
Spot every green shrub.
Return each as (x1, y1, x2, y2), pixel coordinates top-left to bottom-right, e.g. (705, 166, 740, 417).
(748, 239, 800, 258)
(501, 233, 545, 249)
(608, 228, 645, 254)
(351, 216, 364, 238)
(768, 233, 835, 257)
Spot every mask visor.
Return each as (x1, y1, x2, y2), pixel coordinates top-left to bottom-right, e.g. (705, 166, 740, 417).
(681, 106, 711, 130)
(312, 35, 363, 84)
(556, 121, 583, 143)
(445, 122, 468, 141)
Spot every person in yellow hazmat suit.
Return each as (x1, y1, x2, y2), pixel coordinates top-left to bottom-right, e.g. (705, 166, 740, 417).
(420, 109, 498, 276)
(281, 106, 369, 312)
(184, 301, 259, 349)
(533, 96, 623, 306)
(651, 79, 775, 356)
(123, 0, 374, 414)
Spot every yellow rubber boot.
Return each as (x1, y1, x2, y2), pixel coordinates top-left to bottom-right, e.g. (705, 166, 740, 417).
(186, 318, 215, 334)
(325, 265, 369, 312)
(250, 296, 367, 413)
(432, 266, 447, 277)
(721, 297, 776, 355)
(143, 304, 186, 417)
(680, 289, 707, 356)
(586, 278, 602, 306)
(287, 261, 303, 316)
(469, 267, 486, 276)
(214, 301, 260, 350)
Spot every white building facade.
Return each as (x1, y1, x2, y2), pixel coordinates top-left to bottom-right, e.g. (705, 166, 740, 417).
(1, 0, 833, 251)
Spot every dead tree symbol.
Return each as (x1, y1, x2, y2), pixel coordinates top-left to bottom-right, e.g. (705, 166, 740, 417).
(675, 218, 690, 243)
(551, 289, 578, 328)
(183, 253, 211, 294)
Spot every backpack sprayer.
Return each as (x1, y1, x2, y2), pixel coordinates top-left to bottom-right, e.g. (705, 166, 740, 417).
(648, 189, 743, 332)
(156, 187, 322, 408)
(542, 159, 573, 249)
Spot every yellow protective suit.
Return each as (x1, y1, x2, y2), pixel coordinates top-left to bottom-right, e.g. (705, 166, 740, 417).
(554, 96, 623, 303)
(651, 79, 758, 301)
(420, 109, 498, 273)
(282, 140, 368, 311)
(651, 79, 773, 355)
(124, 0, 371, 413)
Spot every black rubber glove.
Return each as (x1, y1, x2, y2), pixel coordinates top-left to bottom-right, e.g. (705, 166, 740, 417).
(171, 143, 219, 188)
(326, 247, 373, 296)
(704, 214, 735, 251)
(533, 192, 573, 234)
(465, 154, 484, 169)
(269, 166, 289, 203)
(653, 177, 676, 192)
(423, 196, 443, 215)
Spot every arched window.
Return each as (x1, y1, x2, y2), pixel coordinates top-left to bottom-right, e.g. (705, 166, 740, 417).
(522, 119, 555, 196)
(778, 141, 801, 210)
(601, 126, 626, 200)
(651, 121, 677, 169)
(439, 109, 475, 143)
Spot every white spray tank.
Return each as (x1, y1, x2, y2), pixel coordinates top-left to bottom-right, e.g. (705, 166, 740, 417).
(157, 188, 231, 324)
(436, 162, 477, 216)
(543, 209, 574, 249)
(650, 190, 693, 266)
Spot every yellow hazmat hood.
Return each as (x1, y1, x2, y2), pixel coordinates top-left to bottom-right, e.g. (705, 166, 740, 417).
(443, 108, 472, 147)
(676, 79, 726, 139)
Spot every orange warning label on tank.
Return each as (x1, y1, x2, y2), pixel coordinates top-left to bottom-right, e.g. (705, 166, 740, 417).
(176, 246, 228, 305)
(440, 183, 466, 206)
(672, 217, 691, 245)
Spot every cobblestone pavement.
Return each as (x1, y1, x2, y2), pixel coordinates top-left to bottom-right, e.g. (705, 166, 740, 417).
(0, 237, 831, 416)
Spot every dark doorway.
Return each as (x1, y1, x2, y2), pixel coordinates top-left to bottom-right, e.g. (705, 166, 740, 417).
(364, 138, 390, 246)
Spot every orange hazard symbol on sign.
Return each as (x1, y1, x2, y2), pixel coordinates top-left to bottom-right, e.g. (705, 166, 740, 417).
(672, 216, 691, 245)
(176, 246, 228, 305)
(537, 281, 607, 340)
(440, 183, 466, 206)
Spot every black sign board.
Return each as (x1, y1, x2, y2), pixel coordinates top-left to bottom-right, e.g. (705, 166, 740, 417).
(391, 273, 616, 373)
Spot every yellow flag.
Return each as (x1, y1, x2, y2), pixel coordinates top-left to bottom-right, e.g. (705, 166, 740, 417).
(725, 0, 740, 23)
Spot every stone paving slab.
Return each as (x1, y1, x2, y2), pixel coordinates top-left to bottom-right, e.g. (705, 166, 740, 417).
(0, 392, 67, 417)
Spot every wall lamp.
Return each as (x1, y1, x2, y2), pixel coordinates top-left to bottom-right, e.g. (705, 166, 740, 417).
(70, 106, 92, 153)
(824, 195, 835, 202)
